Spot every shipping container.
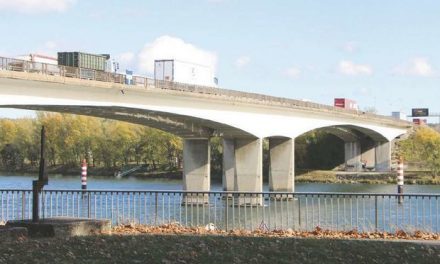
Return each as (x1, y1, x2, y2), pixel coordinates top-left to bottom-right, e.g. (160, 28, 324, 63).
(58, 52, 107, 71)
(391, 111, 407, 120)
(334, 98, 358, 110)
(154, 59, 217, 87)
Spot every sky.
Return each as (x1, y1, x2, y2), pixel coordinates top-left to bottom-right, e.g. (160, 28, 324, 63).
(0, 0, 439, 120)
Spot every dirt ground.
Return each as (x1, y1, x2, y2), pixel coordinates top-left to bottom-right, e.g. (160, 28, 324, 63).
(1, 225, 440, 264)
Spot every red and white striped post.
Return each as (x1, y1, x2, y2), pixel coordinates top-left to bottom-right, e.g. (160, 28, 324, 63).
(397, 158, 404, 204)
(81, 159, 87, 190)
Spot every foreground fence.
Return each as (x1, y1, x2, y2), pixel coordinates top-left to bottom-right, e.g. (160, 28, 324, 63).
(0, 190, 439, 233)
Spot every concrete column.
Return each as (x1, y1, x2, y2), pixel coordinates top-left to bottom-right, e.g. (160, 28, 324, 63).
(222, 138, 263, 205)
(344, 141, 361, 171)
(375, 141, 391, 172)
(269, 137, 295, 193)
(182, 138, 210, 204)
(222, 138, 235, 192)
(360, 137, 376, 170)
(234, 138, 263, 194)
(361, 148, 375, 170)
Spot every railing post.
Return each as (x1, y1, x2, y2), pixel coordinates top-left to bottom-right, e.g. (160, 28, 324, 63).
(87, 192, 91, 218)
(225, 194, 229, 231)
(298, 197, 301, 229)
(155, 192, 158, 226)
(21, 192, 25, 220)
(375, 196, 378, 231)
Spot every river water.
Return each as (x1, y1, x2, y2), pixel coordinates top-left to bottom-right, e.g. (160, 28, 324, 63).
(1, 174, 440, 233)
(1, 174, 440, 193)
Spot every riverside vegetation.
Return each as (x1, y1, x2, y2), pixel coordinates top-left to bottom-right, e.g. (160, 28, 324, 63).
(0, 113, 439, 183)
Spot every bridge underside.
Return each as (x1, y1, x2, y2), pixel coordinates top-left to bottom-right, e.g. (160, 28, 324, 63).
(1, 104, 399, 205)
(6, 105, 254, 138)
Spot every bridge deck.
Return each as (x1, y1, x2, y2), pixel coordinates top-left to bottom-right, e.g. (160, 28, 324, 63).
(0, 56, 410, 130)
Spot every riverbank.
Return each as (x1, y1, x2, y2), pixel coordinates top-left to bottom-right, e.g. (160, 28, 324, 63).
(0, 232, 439, 263)
(1, 166, 439, 185)
(296, 170, 440, 185)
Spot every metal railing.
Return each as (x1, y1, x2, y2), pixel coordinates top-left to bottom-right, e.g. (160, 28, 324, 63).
(0, 189, 439, 233)
(0, 56, 409, 127)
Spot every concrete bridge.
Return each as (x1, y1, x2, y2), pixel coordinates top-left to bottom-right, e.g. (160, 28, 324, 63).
(0, 58, 411, 203)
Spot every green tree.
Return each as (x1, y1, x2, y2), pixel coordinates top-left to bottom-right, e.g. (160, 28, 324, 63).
(399, 127, 440, 177)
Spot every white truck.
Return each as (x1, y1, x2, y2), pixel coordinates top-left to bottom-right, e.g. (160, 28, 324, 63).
(15, 54, 58, 65)
(154, 59, 218, 87)
(11, 54, 58, 73)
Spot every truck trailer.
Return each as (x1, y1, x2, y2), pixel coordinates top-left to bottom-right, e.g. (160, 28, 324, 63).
(154, 59, 218, 87)
(334, 98, 358, 110)
(15, 54, 58, 65)
(57, 52, 108, 71)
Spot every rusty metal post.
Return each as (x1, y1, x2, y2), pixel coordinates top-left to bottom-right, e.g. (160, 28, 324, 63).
(32, 126, 48, 222)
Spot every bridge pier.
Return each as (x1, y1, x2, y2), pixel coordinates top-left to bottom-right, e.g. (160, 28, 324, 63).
(182, 138, 210, 204)
(375, 141, 391, 172)
(269, 137, 295, 194)
(222, 138, 263, 205)
(361, 138, 376, 170)
(222, 138, 235, 193)
(344, 141, 362, 171)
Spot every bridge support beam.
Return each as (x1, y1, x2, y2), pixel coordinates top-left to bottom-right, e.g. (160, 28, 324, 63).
(182, 138, 210, 204)
(269, 137, 295, 194)
(344, 141, 361, 171)
(222, 138, 263, 205)
(375, 141, 391, 172)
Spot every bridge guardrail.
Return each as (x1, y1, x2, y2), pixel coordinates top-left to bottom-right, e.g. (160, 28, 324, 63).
(0, 56, 410, 127)
(0, 189, 438, 234)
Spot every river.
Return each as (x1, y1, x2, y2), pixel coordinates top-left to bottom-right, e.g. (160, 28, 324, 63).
(1, 174, 440, 193)
(1, 174, 440, 233)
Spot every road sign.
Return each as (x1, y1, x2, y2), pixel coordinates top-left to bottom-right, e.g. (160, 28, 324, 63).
(412, 108, 429, 117)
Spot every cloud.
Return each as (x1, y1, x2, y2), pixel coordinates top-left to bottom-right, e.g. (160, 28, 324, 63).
(338, 60, 373, 76)
(0, 0, 76, 13)
(393, 57, 435, 77)
(235, 56, 250, 68)
(117, 52, 135, 64)
(44, 41, 57, 50)
(115, 52, 136, 70)
(285, 67, 301, 78)
(138, 35, 217, 74)
(343, 41, 358, 53)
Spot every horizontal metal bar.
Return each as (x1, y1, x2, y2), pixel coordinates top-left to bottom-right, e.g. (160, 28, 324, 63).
(0, 189, 438, 198)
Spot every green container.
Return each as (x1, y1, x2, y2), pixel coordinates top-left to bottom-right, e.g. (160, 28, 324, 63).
(58, 52, 107, 71)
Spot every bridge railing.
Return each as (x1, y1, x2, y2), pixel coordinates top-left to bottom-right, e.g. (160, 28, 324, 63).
(0, 56, 410, 126)
(0, 189, 438, 233)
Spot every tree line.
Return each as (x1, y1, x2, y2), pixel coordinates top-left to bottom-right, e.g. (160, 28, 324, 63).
(0, 113, 183, 172)
(398, 126, 440, 177)
(0, 112, 346, 176)
(2, 113, 437, 177)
